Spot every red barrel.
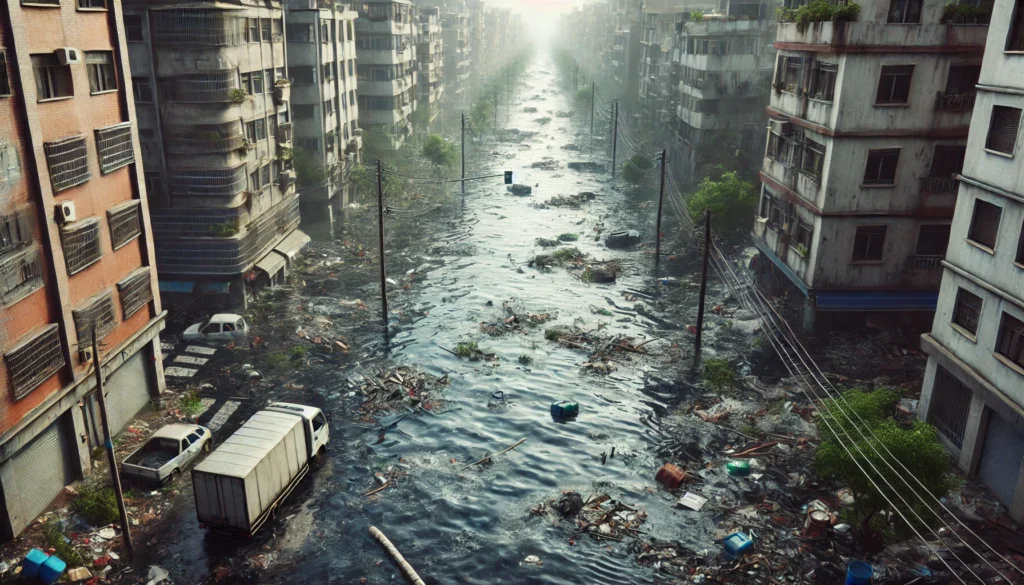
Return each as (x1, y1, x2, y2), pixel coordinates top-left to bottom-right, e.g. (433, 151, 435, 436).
(655, 464, 688, 490)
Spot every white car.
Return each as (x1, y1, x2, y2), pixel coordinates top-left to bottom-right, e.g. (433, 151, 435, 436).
(122, 424, 212, 484)
(182, 314, 248, 342)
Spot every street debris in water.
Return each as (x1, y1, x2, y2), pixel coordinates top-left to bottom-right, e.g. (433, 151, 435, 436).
(479, 298, 554, 336)
(354, 366, 450, 417)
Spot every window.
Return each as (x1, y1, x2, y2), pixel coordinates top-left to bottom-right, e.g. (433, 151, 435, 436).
(0, 52, 11, 97)
(767, 198, 792, 231)
(72, 291, 117, 344)
(32, 54, 73, 100)
(107, 200, 141, 250)
(945, 65, 980, 96)
(916, 224, 951, 256)
(967, 198, 1002, 249)
(343, 123, 349, 140)
(60, 218, 102, 274)
(852, 226, 886, 262)
(245, 119, 266, 142)
(44, 136, 91, 192)
(273, 18, 283, 40)
(248, 70, 264, 95)
(801, 139, 825, 180)
(78, 0, 106, 8)
(796, 220, 813, 256)
(5, 325, 65, 400)
(321, 23, 330, 43)
(248, 18, 260, 42)
(292, 104, 314, 120)
(86, 51, 117, 94)
(952, 288, 983, 334)
(117, 267, 151, 319)
(863, 148, 900, 185)
(996, 313, 1024, 370)
(264, 69, 273, 92)
(323, 64, 334, 81)
(876, 65, 914, 104)
(324, 99, 334, 116)
(144, 171, 162, 198)
(810, 62, 837, 102)
(261, 18, 272, 42)
(296, 138, 320, 151)
(348, 60, 354, 77)
(287, 23, 314, 42)
(0, 208, 32, 256)
(0, 249, 43, 306)
(132, 76, 152, 103)
(124, 14, 144, 42)
(95, 122, 134, 174)
(326, 130, 335, 151)
(986, 106, 1022, 155)
(929, 366, 973, 449)
(1008, 0, 1024, 51)
(1017, 220, 1024, 264)
(291, 66, 316, 85)
(775, 56, 803, 92)
(268, 115, 277, 138)
(223, 322, 235, 332)
(930, 145, 965, 178)
(261, 163, 270, 187)
(887, 0, 922, 23)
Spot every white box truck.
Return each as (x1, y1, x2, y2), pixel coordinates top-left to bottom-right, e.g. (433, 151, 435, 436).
(192, 403, 329, 535)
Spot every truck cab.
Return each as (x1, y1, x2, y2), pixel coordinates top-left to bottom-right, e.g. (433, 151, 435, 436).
(264, 402, 329, 459)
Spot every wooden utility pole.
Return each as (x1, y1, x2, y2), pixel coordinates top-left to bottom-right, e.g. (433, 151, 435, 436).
(91, 329, 134, 559)
(494, 87, 498, 128)
(507, 70, 510, 114)
(376, 160, 388, 325)
(590, 81, 595, 146)
(655, 149, 667, 257)
(695, 210, 711, 357)
(461, 114, 466, 195)
(611, 100, 619, 178)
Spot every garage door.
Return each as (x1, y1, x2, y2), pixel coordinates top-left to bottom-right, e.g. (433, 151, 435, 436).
(9, 417, 74, 533)
(978, 410, 1024, 509)
(103, 352, 154, 435)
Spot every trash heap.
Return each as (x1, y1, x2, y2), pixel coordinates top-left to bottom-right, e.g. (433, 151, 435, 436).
(531, 492, 648, 543)
(544, 325, 656, 374)
(354, 367, 450, 417)
(531, 192, 596, 209)
(479, 298, 554, 336)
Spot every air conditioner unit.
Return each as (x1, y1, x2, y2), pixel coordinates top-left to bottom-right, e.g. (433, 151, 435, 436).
(55, 201, 76, 224)
(79, 347, 94, 364)
(768, 119, 792, 136)
(55, 48, 82, 65)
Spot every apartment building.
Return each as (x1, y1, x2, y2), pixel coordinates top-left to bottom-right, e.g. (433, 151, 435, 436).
(286, 1, 363, 210)
(438, 2, 469, 109)
(355, 0, 418, 151)
(415, 6, 444, 127)
(124, 0, 306, 309)
(918, 0, 1024, 519)
(670, 0, 775, 184)
(750, 0, 987, 330)
(0, 0, 165, 539)
(637, 9, 679, 129)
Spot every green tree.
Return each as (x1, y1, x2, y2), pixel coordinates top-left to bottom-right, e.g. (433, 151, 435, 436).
(293, 147, 326, 188)
(421, 134, 458, 168)
(350, 163, 401, 200)
(621, 154, 655, 184)
(814, 387, 957, 551)
(686, 171, 758, 233)
(470, 99, 494, 134)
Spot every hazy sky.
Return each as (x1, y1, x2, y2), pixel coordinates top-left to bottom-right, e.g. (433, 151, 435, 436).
(487, 0, 580, 44)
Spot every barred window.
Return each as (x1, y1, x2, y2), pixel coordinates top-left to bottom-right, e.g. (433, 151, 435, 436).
(997, 312, 1024, 369)
(986, 106, 1022, 155)
(60, 218, 102, 275)
(5, 324, 65, 400)
(168, 166, 247, 197)
(95, 122, 134, 174)
(107, 200, 141, 250)
(0, 248, 43, 306)
(968, 199, 1002, 249)
(0, 208, 33, 256)
(117, 267, 152, 319)
(72, 290, 117, 344)
(44, 135, 91, 192)
(952, 288, 983, 335)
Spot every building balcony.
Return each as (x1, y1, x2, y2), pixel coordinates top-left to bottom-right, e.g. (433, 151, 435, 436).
(938, 92, 976, 112)
(160, 71, 241, 103)
(775, 21, 987, 50)
(756, 222, 811, 285)
(906, 254, 944, 288)
(168, 165, 248, 199)
(165, 122, 245, 155)
(921, 176, 958, 194)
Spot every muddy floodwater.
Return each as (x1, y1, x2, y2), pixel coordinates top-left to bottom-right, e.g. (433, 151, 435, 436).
(147, 53, 751, 585)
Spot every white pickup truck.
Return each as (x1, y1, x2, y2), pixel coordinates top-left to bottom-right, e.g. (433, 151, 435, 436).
(191, 403, 329, 536)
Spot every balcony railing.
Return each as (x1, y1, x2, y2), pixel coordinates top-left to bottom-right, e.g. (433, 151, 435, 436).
(168, 165, 248, 198)
(939, 92, 976, 112)
(151, 9, 246, 47)
(921, 176, 958, 193)
(165, 122, 245, 154)
(160, 71, 240, 103)
(911, 255, 943, 270)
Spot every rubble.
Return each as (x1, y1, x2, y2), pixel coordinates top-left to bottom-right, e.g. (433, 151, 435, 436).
(531, 192, 595, 209)
(567, 161, 606, 172)
(353, 366, 450, 416)
(479, 298, 554, 336)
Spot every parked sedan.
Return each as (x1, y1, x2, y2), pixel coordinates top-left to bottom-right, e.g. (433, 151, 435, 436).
(182, 314, 248, 342)
(122, 424, 212, 484)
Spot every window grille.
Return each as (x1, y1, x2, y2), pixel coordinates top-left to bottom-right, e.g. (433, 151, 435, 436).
(95, 122, 134, 174)
(107, 200, 141, 250)
(160, 71, 239, 103)
(6, 325, 64, 399)
(166, 121, 244, 154)
(60, 218, 102, 275)
(168, 166, 247, 197)
(72, 290, 117, 344)
(151, 10, 246, 47)
(116, 267, 152, 319)
(0, 207, 33, 256)
(968, 199, 1002, 248)
(952, 288, 983, 334)
(997, 312, 1024, 369)
(44, 135, 91, 192)
(986, 106, 1022, 155)
(929, 366, 973, 449)
(0, 248, 43, 306)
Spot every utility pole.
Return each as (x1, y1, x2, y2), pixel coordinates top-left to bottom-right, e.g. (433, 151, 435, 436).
(695, 210, 711, 358)
(507, 69, 510, 114)
(92, 330, 134, 559)
(574, 61, 578, 92)
(494, 86, 498, 128)
(376, 160, 388, 325)
(611, 99, 619, 178)
(656, 149, 666, 257)
(461, 113, 466, 195)
(590, 81, 595, 149)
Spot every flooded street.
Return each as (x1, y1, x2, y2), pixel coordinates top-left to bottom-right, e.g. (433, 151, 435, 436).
(151, 53, 748, 585)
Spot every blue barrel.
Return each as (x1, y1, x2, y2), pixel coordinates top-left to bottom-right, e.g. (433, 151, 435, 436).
(721, 532, 753, 561)
(551, 400, 579, 419)
(846, 560, 873, 585)
(22, 549, 48, 579)
(38, 554, 66, 585)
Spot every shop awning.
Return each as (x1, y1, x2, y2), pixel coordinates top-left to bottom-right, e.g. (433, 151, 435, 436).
(200, 282, 231, 294)
(815, 290, 939, 312)
(254, 250, 287, 278)
(273, 229, 311, 264)
(750, 235, 809, 296)
(159, 280, 195, 294)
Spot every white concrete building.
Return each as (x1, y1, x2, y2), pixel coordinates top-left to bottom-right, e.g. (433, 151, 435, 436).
(918, 0, 1024, 519)
(750, 0, 987, 329)
(438, 2, 470, 109)
(416, 6, 445, 127)
(356, 0, 418, 151)
(286, 1, 363, 209)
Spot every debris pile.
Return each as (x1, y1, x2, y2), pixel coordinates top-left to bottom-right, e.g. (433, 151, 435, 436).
(533, 492, 648, 542)
(479, 299, 554, 336)
(544, 326, 657, 373)
(532, 192, 595, 209)
(354, 367, 450, 416)
(531, 158, 560, 170)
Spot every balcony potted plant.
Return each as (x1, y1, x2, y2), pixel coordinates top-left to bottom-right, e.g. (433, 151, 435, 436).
(229, 88, 249, 104)
(274, 78, 291, 104)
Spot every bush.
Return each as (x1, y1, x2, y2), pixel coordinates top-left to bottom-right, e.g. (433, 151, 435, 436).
(551, 247, 585, 264)
(289, 344, 307, 361)
(470, 99, 494, 134)
(421, 134, 458, 167)
(557, 233, 579, 242)
(940, 2, 991, 23)
(208, 222, 239, 237)
(455, 341, 479, 357)
(43, 519, 83, 566)
(690, 10, 705, 20)
(814, 387, 957, 549)
(264, 352, 290, 370)
(777, 0, 861, 32)
(686, 171, 758, 234)
(621, 154, 655, 184)
(702, 358, 736, 391)
(181, 389, 203, 417)
(73, 485, 120, 527)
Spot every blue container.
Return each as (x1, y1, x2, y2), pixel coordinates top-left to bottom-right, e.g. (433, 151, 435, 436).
(721, 532, 753, 561)
(550, 400, 579, 419)
(846, 560, 873, 585)
(22, 549, 48, 579)
(38, 555, 66, 585)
